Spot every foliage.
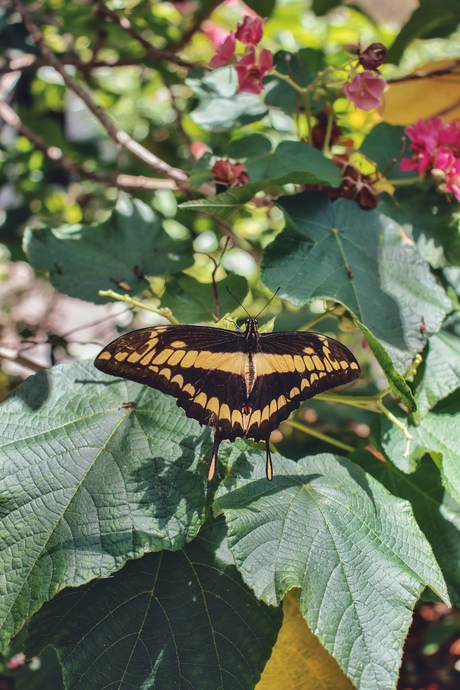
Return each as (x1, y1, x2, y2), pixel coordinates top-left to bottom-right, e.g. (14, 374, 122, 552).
(1, 1, 460, 689)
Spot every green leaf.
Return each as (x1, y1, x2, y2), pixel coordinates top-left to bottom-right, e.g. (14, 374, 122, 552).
(351, 450, 460, 604)
(356, 321, 416, 411)
(387, 0, 460, 64)
(188, 67, 268, 131)
(161, 273, 249, 323)
(214, 451, 449, 690)
(264, 49, 327, 115)
(23, 196, 193, 304)
(415, 328, 460, 418)
(189, 152, 214, 190)
(312, 0, 342, 16)
(378, 187, 460, 268)
(25, 519, 282, 690)
(381, 395, 460, 504)
(360, 123, 413, 181)
(261, 192, 450, 374)
(181, 145, 341, 221)
(0, 361, 209, 649)
(245, 0, 276, 16)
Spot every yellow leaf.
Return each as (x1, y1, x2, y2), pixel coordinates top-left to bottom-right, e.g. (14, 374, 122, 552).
(384, 60, 460, 125)
(256, 590, 354, 690)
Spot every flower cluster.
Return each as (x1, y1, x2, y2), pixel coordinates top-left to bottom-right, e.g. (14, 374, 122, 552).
(208, 15, 273, 95)
(400, 117, 460, 202)
(343, 43, 387, 111)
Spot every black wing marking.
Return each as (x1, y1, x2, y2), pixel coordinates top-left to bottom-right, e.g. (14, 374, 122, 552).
(243, 331, 360, 442)
(94, 325, 249, 440)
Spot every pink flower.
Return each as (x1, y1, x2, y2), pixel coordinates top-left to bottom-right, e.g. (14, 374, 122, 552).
(235, 48, 273, 94)
(203, 22, 230, 47)
(434, 146, 456, 171)
(235, 16, 265, 45)
(400, 150, 432, 175)
(209, 32, 236, 67)
(190, 142, 209, 159)
(445, 158, 460, 202)
(343, 70, 386, 111)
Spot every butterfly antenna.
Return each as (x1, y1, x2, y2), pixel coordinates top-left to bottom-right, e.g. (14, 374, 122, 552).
(255, 288, 281, 319)
(225, 285, 251, 318)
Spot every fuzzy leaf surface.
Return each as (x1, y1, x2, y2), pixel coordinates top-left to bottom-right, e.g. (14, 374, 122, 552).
(24, 197, 193, 303)
(0, 361, 209, 649)
(214, 451, 449, 690)
(25, 519, 282, 690)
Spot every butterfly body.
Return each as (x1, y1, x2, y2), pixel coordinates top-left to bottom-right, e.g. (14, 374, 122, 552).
(95, 319, 360, 480)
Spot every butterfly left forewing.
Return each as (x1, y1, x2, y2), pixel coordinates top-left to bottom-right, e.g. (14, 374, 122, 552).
(95, 325, 249, 437)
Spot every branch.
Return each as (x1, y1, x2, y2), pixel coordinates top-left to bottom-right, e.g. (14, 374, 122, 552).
(13, 0, 190, 188)
(95, 0, 196, 70)
(168, 0, 223, 53)
(0, 55, 154, 75)
(0, 346, 47, 373)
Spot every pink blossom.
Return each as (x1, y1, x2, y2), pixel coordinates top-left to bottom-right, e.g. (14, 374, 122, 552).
(235, 48, 273, 94)
(343, 70, 386, 111)
(445, 158, 460, 202)
(190, 142, 209, 159)
(203, 22, 230, 47)
(400, 150, 432, 175)
(209, 32, 236, 68)
(405, 118, 443, 157)
(235, 16, 265, 45)
(434, 146, 456, 171)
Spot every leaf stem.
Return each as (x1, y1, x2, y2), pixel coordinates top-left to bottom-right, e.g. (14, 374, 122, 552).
(98, 290, 180, 324)
(285, 419, 355, 452)
(376, 401, 412, 457)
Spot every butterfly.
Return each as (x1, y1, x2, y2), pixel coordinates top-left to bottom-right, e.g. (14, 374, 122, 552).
(94, 319, 360, 480)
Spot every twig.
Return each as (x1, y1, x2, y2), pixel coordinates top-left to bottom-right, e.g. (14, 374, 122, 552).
(0, 346, 47, 372)
(98, 290, 180, 324)
(13, 0, 190, 188)
(95, 0, 196, 70)
(168, 0, 223, 53)
(0, 56, 153, 76)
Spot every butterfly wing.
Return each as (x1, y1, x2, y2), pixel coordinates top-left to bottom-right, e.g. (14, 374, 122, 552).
(94, 325, 250, 440)
(244, 331, 360, 442)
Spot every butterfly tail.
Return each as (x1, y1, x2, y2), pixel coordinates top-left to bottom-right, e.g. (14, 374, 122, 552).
(265, 442, 273, 481)
(207, 433, 221, 481)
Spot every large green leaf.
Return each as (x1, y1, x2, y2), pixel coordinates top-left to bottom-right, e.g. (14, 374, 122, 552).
(261, 192, 450, 375)
(351, 450, 460, 604)
(387, 0, 460, 64)
(161, 273, 249, 323)
(23, 196, 193, 304)
(214, 451, 449, 690)
(0, 361, 209, 650)
(378, 187, 460, 268)
(381, 393, 460, 504)
(180, 144, 340, 221)
(25, 519, 282, 690)
(415, 329, 460, 418)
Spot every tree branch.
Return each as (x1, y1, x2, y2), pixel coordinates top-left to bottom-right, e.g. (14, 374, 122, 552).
(12, 0, 190, 188)
(95, 0, 196, 70)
